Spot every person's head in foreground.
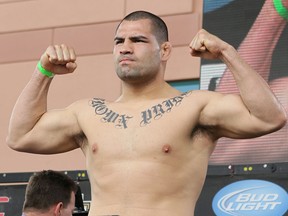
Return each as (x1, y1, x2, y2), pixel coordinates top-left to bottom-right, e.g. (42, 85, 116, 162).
(22, 170, 77, 216)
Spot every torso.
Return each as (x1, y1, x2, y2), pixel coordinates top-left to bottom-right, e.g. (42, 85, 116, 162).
(75, 91, 217, 216)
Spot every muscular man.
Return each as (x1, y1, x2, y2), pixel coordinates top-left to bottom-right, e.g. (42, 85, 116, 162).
(22, 170, 77, 216)
(7, 11, 286, 216)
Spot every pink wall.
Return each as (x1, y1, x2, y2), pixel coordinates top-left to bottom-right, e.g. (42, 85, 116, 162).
(0, 0, 203, 172)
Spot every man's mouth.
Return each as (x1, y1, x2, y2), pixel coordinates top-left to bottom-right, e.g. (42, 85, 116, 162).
(121, 59, 131, 63)
(119, 57, 134, 63)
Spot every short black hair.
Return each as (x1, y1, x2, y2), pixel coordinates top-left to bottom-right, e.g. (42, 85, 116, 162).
(116, 10, 169, 45)
(23, 170, 77, 212)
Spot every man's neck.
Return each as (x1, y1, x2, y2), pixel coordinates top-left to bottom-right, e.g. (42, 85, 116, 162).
(117, 81, 180, 103)
(22, 211, 50, 216)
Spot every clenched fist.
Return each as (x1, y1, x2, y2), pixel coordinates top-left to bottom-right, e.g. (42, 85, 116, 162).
(40, 44, 77, 75)
(189, 29, 231, 60)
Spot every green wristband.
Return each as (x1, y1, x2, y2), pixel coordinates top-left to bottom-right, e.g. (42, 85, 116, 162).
(273, 0, 288, 20)
(37, 61, 54, 78)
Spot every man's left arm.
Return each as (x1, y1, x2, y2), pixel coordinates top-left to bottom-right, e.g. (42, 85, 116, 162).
(190, 29, 287, 138)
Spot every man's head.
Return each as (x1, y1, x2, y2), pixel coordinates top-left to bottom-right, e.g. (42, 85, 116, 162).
(116, 10, 169, 45)
(23, 170, 77, 216)
(114, 11, 172, 84)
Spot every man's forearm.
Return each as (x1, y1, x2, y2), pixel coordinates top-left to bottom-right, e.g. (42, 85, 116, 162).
(7, 68, 53, 146)
(221, 45, 286, 127)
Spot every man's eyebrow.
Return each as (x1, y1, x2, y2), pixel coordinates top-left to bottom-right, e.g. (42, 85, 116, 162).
(114, 36, 123, 41)
(129, 35, 149, 40)
(114, 35, 149, 41)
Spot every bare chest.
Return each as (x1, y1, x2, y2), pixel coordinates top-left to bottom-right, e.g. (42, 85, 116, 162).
(79, 92, 212, 163)
(79, 96, 214, 207)
(89, 93, 193, 129)
(84, 118, 190, 164)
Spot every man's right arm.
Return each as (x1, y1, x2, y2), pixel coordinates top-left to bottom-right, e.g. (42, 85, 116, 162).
(6, 45, 81, 154)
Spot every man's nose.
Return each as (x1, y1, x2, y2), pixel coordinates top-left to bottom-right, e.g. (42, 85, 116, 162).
(120, 41, 133, 55)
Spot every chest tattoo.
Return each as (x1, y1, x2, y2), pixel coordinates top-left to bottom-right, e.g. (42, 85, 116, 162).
(90, 98, 132, 129)
(90, 91, 191, 129)
(140, 91, 191, 127)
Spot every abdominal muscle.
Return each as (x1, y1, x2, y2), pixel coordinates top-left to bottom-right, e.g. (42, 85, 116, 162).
(87, 162, 198, 216)
(85, 146, 209, 216)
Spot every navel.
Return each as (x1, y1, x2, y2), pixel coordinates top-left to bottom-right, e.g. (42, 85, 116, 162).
(162, 144, 171, 153)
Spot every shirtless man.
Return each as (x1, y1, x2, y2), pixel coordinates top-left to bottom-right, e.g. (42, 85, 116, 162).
(6, 11, 286, 216)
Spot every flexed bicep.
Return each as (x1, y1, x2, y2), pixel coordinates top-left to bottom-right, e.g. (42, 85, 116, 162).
(199, 92, 280, 139)
(6, 44, 82, 154)
(8, 106, 82, 154)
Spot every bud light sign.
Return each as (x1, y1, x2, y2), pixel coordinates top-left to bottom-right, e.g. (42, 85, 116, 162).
(212, 179, 288, 216)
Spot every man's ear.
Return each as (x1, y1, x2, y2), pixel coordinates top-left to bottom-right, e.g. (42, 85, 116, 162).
(160, 42, 172, 61)
(54, 202, 63, 216)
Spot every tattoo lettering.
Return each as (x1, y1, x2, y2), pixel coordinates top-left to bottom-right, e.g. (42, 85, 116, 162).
(90, 91, 192, 129)
(90, 98, 132, 129)
(140, 104, 165, 127)
(140, 109, 153, 127)
(162, 99, 174, 113)
(140, 91, 191, 127)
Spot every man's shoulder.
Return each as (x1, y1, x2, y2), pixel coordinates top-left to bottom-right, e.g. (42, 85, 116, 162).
(67, 98, 106, 114)
(70, 98, 106, 107)
(178, 89, 221, 103)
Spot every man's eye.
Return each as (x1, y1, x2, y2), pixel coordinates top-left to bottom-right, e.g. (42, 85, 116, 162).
(135, 39, 145, 43)
(115, 40, 123, 45)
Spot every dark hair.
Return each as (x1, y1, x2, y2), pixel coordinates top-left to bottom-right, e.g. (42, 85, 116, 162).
(116, 10, 169, 45)
(23, 170, 77, 211)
